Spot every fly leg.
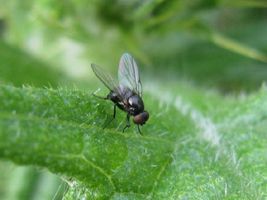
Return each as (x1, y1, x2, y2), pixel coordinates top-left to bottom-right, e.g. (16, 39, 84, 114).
(137, 125, 143, 135)
(92, 92, 108, 100)
(92, 88, 108, 100)
(123, 114, 130, 132)
(103, 105, 116, 129)
(92, 92, 116, 129)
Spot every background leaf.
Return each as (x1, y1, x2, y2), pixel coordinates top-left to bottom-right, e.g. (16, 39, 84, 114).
(0, 40, 63, 87)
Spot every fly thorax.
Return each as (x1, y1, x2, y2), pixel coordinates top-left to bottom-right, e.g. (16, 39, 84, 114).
(128, 95, 144, 115)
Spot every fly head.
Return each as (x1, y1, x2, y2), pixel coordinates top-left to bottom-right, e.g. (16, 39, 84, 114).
(133, 111, 149, 125)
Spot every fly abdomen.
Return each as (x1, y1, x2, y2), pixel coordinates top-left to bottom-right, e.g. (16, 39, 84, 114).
(108, 91, 119, 102)
(108, 91, 126, 111)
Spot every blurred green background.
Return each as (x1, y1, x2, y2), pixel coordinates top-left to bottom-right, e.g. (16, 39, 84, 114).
(0, 0, 266, 199)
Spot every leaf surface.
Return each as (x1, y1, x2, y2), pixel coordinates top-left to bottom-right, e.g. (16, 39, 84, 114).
(0, 84, 266, 199)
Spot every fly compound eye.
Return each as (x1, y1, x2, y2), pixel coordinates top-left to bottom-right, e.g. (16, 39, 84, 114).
(133, 111, 149, 125)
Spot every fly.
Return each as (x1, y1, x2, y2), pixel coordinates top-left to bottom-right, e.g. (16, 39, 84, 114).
(91, 53, 149, 134)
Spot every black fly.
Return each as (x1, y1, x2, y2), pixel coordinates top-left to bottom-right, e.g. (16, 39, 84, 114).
(91, 53, 149, 134)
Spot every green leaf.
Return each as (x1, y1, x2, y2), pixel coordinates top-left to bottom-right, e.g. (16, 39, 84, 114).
(0, 84, 266, 199)
(0, 161, 65, 200)
(220, 0, 267, 8)
(209, 32, 267, 63)
(0, 40, 62, 87)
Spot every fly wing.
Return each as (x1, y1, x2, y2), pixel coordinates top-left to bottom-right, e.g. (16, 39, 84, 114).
(91, 63, 119, 92)
(118, 53, 142, 96)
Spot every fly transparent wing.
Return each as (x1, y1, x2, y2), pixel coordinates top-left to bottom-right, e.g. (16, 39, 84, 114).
(91, 63, 119, 92)
(118, 53, 142, 96)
